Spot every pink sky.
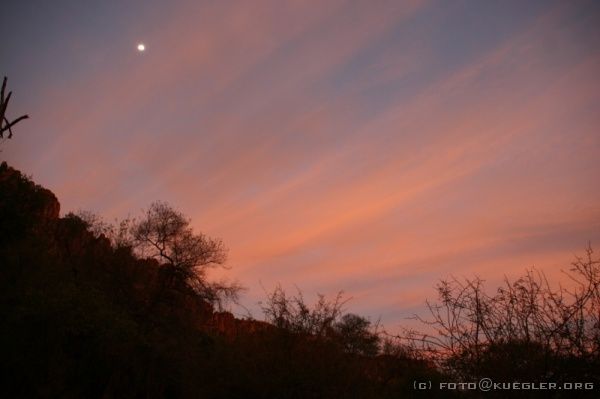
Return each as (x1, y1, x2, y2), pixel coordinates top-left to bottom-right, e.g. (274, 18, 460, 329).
(3, 0, 600, 329)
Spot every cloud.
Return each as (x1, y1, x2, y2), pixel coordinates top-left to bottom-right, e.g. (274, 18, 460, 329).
(5, 0, 599, 331)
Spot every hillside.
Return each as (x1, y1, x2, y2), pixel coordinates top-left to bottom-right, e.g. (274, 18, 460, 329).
(0, 162, 441, 398)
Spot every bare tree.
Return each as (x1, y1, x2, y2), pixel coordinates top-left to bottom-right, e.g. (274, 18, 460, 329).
(132, 201, 240, 307)
(396, 246, 600, 379)
(261, 285, 347, 337)
(0, 77, 29, 142)
(261, 286, 385, 358)
(68, 210, 136, 249)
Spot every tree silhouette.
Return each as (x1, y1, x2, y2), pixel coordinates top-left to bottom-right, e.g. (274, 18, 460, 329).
(396, 246, 600, 382)
(132, 201, 240, 307)
(334, 313, 380, 356)
(261, 285, 347, 336)
(0, 77, 29, 140)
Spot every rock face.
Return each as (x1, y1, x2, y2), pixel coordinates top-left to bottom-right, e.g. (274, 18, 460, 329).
(210, 311, 272, 337)
(0, 161, 60, 242)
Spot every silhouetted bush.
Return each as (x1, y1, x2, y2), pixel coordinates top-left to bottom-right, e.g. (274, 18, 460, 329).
(397, 248, 600, 394)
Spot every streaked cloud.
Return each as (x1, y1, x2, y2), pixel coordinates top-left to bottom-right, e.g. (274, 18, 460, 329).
(3, 0, 599, 328)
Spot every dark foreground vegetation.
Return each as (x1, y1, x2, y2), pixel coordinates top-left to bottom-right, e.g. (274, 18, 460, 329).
(1, 161, 598, 398)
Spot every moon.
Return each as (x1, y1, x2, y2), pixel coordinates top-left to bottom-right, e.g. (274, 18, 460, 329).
(137, 43, 146, 52)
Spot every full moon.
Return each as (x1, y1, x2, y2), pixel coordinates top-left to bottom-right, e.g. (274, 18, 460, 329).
(137, 43, 145, 52)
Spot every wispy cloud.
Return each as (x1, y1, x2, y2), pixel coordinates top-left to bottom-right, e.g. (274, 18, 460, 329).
(4, 0, 599, 329)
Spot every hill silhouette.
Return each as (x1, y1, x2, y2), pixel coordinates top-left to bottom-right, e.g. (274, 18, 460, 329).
(0, 161, 446, 398)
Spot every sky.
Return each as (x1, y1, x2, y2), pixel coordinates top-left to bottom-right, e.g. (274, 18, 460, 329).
(2, 0, 600, 329)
